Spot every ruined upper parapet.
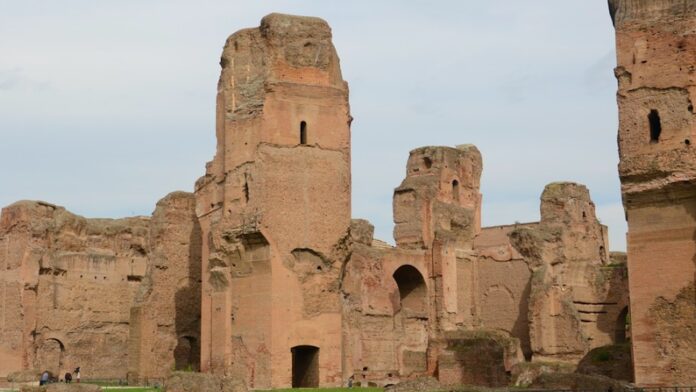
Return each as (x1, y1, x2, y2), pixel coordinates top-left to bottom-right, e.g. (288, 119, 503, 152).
(608, 0, 696, 26)
(511, 182, 609, 267)
(216, 12, 346, 123)
(540, 182, 598, 225)
(393, 145, 482, 249)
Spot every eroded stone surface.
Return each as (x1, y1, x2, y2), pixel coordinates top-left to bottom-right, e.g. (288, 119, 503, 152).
(509, 183, 628, 362)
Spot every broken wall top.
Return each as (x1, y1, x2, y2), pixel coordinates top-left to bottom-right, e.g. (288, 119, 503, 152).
(393, 145, 482, 248)
(540, 182, 597, 225)
(609, 0, 696, 27)
(218, 12, 346, 123)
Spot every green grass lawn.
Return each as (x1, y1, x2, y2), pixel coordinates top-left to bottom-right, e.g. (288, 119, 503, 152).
(101, 388, 158, 392)
(257, 388, 382, 392)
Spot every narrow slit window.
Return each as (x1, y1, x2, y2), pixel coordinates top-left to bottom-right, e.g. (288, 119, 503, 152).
(452, 180, 460, 202)
(300, 121, 307, 145)
(648, 109, 661, 143)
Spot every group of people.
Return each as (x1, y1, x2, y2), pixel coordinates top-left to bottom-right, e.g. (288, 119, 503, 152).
(39, 367, 80, 386)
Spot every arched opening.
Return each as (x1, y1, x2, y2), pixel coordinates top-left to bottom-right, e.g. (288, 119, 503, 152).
(423, 157, 432, 169)
(648, 109, 661, 143)
(174, 336, 200, 371)
(452, 180, 460, 203)
(393, 265, 427, 315)
(615, 307, 630, 343)
(37, 338, 64, 375)
(291, 345, 319, 387)
(300, 121, 307, 145)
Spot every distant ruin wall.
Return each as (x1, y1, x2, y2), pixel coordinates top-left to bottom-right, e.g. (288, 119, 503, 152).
(0, 192, 200, 380)
(0, 201, 149, 379)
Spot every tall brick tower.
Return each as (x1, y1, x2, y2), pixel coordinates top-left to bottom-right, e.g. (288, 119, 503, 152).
(195, 14, 351, 388)
(609, 0, 696, 385)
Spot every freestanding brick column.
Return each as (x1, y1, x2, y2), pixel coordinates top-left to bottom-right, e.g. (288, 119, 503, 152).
(609, 0, 696, 385)
(195, 13, 351, 389)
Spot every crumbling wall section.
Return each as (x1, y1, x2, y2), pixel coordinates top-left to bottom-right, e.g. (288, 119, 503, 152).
(472, 224, 534, 359)
(0, 201, 150, 379)
(128, 192, 201, 382)
(509, 183, 627, 362)
(342, 219, 431, 386)
(393, 145, 482, 250)
(436, 329, 523, 387)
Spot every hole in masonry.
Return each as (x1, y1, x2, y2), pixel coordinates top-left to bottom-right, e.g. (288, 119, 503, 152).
(648, 109, 661, 143)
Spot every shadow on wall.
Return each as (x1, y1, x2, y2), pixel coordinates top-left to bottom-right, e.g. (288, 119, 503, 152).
(597, 265, 630, 343)
(173, 216, 202, 371)
(512, 278, 532, 360)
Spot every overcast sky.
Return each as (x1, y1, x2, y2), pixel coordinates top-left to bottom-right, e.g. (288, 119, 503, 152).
(0, 1, 627, 250)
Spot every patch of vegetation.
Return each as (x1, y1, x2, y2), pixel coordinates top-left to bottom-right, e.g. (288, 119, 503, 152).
(591, 347, 614, 363)
(84, 379, 126, 388)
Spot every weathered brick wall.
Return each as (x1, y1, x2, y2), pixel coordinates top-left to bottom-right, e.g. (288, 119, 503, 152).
(610, 0, 696, 385)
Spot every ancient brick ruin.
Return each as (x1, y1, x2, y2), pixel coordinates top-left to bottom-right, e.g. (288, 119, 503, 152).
(610, 0, 696, 386)
(0, 3, 694, 388)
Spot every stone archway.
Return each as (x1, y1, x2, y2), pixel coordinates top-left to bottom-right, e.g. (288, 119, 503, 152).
(392, 264, 427, 315)
(392, 264, 429, 376)
(37, 338, 64, 375)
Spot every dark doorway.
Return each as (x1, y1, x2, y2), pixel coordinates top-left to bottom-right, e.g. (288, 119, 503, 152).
(292, 345, 319, 387)
(174, 336, 200, 371)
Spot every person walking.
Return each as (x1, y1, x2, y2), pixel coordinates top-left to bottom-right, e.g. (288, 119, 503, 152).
(40, 371, 49, 386)
(74, 367, 80, 383)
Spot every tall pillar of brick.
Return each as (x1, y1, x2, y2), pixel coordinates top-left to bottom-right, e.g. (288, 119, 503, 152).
(609, 0, 696, 385)
(195, 13, 351, 388)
